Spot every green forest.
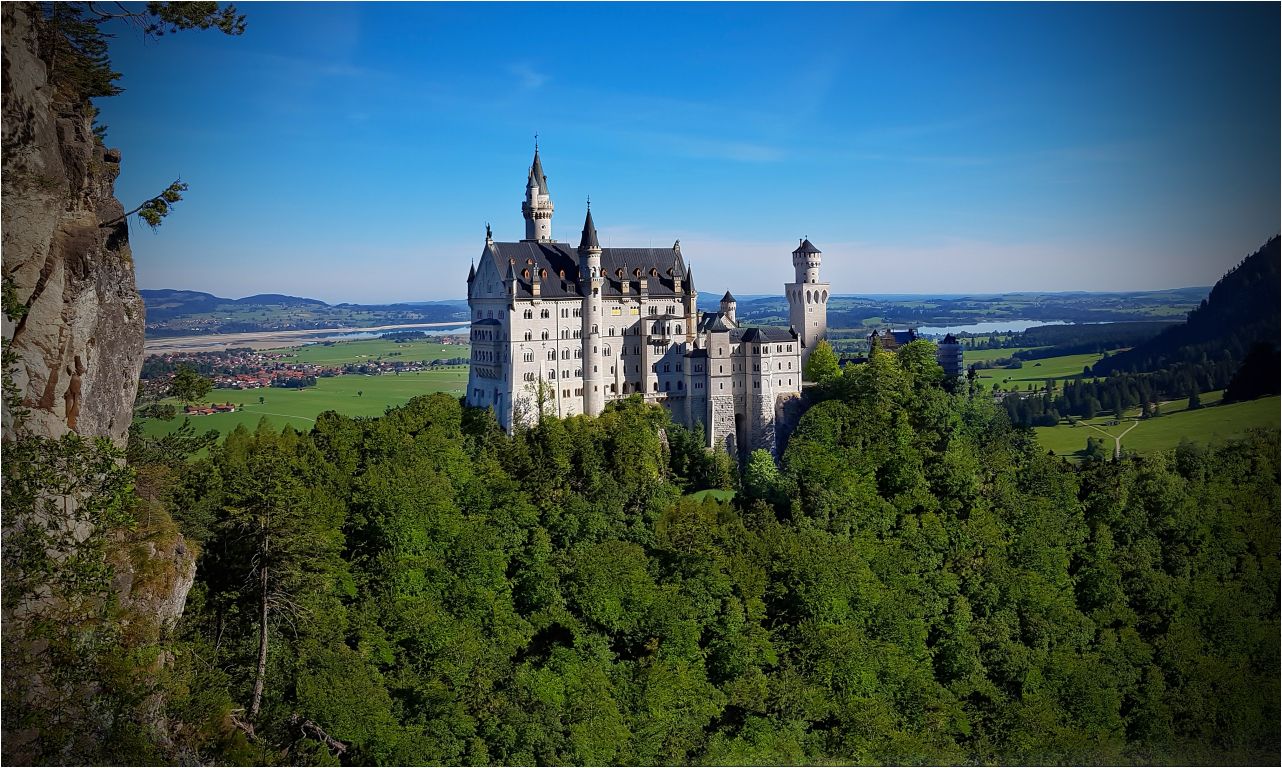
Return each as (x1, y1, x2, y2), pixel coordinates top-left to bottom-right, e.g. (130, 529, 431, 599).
(11, 340, 1277, 765)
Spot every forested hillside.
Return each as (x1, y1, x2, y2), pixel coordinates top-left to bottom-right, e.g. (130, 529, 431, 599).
(113, 341, 1280, 765)
(1094, 237, 1279, 376)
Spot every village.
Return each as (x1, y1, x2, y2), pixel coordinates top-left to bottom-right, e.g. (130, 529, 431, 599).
(141, 345, 467, 395)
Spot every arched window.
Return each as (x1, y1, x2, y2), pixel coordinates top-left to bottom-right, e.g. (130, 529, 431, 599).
(547, 350, 556, 360)
(540, 309, 550, 319)
(523, 309, 533, 319)
(675, 324, 682, 334)
(524, 330, 532, 341)
(541, 330, 549, 340)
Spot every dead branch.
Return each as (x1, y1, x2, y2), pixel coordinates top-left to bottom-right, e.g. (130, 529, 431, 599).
(289, 714, 347, 755)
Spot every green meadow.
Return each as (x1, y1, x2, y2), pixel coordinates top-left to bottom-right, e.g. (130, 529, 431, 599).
(1034, 393, 1278, 459)
(140, 337, 470, 439)
(973, 351, 1105, 390)
(269, 338, 466, 365)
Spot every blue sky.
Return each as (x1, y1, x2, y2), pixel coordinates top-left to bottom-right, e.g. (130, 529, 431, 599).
(98, 2, 1279, 303)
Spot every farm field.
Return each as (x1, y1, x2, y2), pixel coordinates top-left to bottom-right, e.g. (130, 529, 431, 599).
(271, 338, 466, 365)
(140, 360, 469, 440)
(962, 346, 1041, 364)
(973, 351, 1105, 390)
(1034, 393, 1277, 459)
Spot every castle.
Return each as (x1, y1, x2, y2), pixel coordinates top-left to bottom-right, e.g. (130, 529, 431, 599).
(465, 146, 830, 457)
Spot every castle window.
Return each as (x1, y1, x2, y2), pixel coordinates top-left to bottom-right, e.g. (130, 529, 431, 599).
(664, 381, 670, 391)
(475, 310, 482, 319)
(524, 372, 535, 381)
(524, 309, 533, 319)
(719, 365, 723, 373)
(561, 330, 569, 339)
(575, 349, 581, 359)
(573, 330, 581, 338)
(540, 309, 550, 319)
(719, 382, 724, 390)
(564, 389, 570, 398)
(575, 368, 582, 377)
(675, 324, 682, 334)
(542, 330, 549, 340)
(522, 269, 530, 280)
(652, 382, 658, 392)
(592, 324, 598, 334)
(678, 381, 684, 390)
(575, 388, 582, 396)
(649, 306, 658, 316)
(663, 364, 670, 373)
(676, 364, 682, 372)
(548, 350, 555, 360)
(523, 351, 534, 362)
(549, 369, 556, 379)
(524, 331, 532, 341)
(563, 370, 569, 378)
(611, 307, 621, 316)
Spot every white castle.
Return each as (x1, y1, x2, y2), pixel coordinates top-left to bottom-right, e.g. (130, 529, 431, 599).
(465, 146, 830, 457)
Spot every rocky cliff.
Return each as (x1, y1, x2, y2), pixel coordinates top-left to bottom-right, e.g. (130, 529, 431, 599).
(2, 5, 197, 759)
(2, 2, 145, 446)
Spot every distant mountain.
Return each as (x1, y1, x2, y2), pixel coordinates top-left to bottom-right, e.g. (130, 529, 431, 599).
(232, 293, 329, 307)
(1093, 236, 1280, 377)
(140, 289, 470, 336)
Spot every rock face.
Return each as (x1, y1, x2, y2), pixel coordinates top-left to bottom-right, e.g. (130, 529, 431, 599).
(2, 2, 145, 446)
(2, 8, 197, 759)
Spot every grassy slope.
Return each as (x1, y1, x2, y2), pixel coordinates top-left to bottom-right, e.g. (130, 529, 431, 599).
(1034, 393, 1278, 459)
(973, 351, 1106, 390)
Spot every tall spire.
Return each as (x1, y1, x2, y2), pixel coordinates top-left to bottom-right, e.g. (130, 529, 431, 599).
(578, 199, 600, 251)
(522, 140, 554, 241)
(528, 143, 548, 195)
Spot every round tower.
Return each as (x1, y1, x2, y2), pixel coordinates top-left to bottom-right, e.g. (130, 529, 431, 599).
(786, 238, 830, 365)
(720, 291, 737, 326)
(521, 144, 554, 242)
(578, 202, 605, 416)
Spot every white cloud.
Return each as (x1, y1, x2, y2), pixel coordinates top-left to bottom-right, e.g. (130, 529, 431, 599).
(508, 62, 548, 90)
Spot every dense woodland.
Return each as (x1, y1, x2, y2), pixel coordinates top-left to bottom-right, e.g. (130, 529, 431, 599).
(13, 338, 1270, 765)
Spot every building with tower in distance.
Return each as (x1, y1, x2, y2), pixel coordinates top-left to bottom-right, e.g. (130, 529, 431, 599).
(465, 145, 831, 458)
(936, 333, 965, 378)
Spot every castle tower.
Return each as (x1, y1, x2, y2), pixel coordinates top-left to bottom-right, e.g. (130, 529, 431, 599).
(720, 291, 737, 326)
(578, 202, 605, 416)
(786, 238, 829, 365)
(521, 144, 554, 242)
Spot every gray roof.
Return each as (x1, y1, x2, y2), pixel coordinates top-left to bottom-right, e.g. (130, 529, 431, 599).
(721, 291, 736, 303)
(792, 238, 821, 255)
(484, 241, 689, 300)
(578, 208, 600, 251)
(528, 149, 548, 194)
(697, 310, 737, 333)
(738, 327, 797, 343)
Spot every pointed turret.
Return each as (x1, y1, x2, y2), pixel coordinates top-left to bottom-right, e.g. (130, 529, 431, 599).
(528, 147, 548, 194)
(720, 291, 737, 325)
(578, 203, 600, 252)
(522, 142, 554, 241)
